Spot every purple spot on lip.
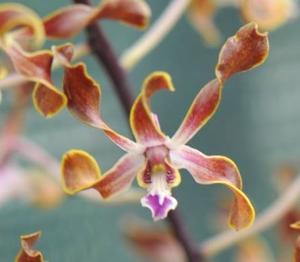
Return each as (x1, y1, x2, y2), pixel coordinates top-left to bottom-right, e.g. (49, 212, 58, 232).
(141, 194, 177, 220)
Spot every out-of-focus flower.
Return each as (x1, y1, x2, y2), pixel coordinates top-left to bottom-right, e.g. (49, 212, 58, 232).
(122, 216, 186, 262)
(234, 237, 274, 262)
(274, 164, 300, 261)
(0, 0, 151, 117)
(0, 86, 64, 208)
(14, 231, 44, 262)
(60, 23, 268, 229)
(188, 0, 297, 46)
(240, 0, 298, 31)
(188, 0, 222, 46)
(0, 164, 64, 208)
(123, 217, 274, 262)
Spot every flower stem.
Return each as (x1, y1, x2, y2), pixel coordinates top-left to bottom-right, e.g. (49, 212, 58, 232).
(169, 209, 205, 261)
(73, 0, 203, 261)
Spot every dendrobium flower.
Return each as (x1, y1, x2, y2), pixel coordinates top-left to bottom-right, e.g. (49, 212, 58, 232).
(0, 0, 151, 117)
(15, 231, 44, 262)
(188, 0, 297, 46)
(60, 23, 269, 229)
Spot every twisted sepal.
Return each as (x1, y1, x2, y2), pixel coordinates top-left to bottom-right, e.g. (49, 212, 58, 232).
(15, 231, 44, 262)
(216, 23, 269, 82)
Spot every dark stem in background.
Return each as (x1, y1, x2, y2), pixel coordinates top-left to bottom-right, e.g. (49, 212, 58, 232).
(73, 0, 204, 261)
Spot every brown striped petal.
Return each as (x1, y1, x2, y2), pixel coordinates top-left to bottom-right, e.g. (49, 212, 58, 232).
(93, 153, 144, 198)
(62, 149, 144, 199)
(3, 42, 66, 117)
(170, 145, 255, 230)
(53, 46, 138, 151)
(130, 72, 174, 146)
(43, 0, 151, 39)
(171, 78, 222, 146)
(216, 23, 269, 82)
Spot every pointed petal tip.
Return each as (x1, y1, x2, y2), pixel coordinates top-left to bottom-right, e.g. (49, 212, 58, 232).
(228, 187, 256, 231)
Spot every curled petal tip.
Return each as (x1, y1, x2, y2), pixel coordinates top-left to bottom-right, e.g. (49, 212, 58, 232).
(130, 71, 175, 145)
(141, 193, 178, 221)
(228, 187, 256, 231)
(15, 231, 44, 262)
(170, 145, 255, 230)
(61, 150, 102, 195)
(216, 22, 269, 82)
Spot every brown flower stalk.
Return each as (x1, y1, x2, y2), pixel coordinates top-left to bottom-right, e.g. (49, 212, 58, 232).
(72, 0, 203, 261)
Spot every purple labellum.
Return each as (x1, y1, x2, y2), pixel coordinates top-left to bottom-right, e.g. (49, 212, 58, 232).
(141, 193, 178, 221)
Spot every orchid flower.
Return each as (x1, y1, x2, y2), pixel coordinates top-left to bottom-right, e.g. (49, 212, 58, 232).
(15, 231, 44, 262)
(0, 0, 150, 116)
(60, 23, 269, 230)
(188, 0, 297, 46)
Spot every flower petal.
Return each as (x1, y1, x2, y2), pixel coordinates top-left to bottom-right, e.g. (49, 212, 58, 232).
(187, 0, 221, 46)
(62, 150, 144, 199)
(240, 0, 296, 31)
(27, 170, 64, 208)
(93, 153, 145, 198)
(43, 0, 151, 39)
(170, 145, 255, 230)
(130, 72, 175, 146)
(53, 46, 138, 151)
(0, 3, 45, 47)
(216, 22, 269, 82)
(15, 231, 44, 262)
(61, 150, 102, 195)
(32, 84, 67, 118)
(171, 79, 222, 146)
(2, 42, 66, 117)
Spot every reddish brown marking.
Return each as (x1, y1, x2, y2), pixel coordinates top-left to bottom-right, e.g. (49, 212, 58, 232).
(216, 23, 269, 81)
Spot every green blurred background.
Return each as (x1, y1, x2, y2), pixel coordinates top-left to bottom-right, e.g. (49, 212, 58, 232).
(1, 0, 300, 261)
